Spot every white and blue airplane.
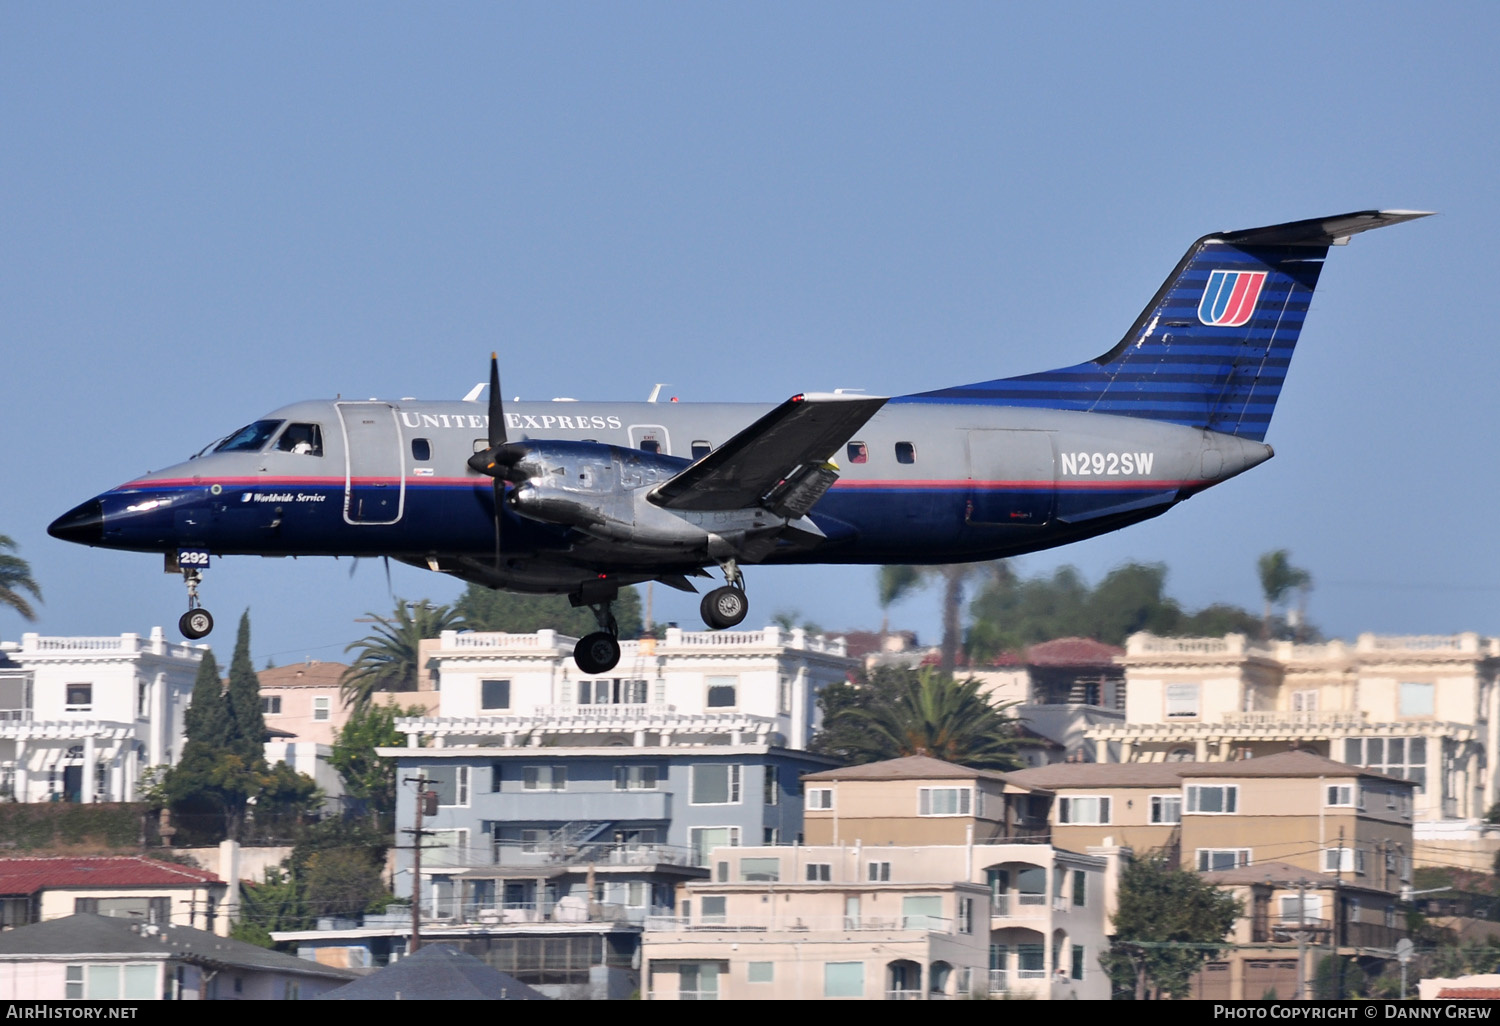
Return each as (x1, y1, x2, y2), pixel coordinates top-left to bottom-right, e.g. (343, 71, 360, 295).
(49, 210, 1429, 673)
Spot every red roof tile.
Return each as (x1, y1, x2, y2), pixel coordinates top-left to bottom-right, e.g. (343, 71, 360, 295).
(0, 856, 222, 896)
(1436, 988, 1500, 1000)
(1025, 637, 1124, 667)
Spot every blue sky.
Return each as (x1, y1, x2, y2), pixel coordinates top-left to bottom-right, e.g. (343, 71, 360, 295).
(3, 3, 1496, 665)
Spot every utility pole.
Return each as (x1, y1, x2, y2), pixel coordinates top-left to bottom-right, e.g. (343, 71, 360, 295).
(402, 774, 438, 956)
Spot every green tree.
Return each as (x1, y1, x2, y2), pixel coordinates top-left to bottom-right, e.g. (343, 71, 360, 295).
(877, 564, 924, 645)
(1101, 852, 1242, 1000)
(1256, 549, 1313, 640)
(330, 700, 426, 828)
(0, 534, 41, 622)
(161, 612, 319, 842)
(455, 584, 643, 638)
(231, 866, 306, 946)
(341, 599, 465, 709)
(811, 666, 1030, 770)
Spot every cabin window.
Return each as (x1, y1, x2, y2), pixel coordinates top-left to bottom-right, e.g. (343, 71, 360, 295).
(215, 420, 284, 454)
(639, 439, 661, 454)
(894, 441, 916, 464)
(692, 441, 712, 459)
(275, 423, 323, 457)
(846, 441, 868, 464)
(411, 438, 432, 461)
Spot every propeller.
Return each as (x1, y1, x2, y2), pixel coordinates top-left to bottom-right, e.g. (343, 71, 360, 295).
(466, 353, 528, 569)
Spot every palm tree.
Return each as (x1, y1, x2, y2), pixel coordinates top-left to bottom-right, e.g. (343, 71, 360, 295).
(341, 599, 465, 710)
(0, 535, 41, 622)
(877, 562, 1003, 673)
(833, 667, 1030, 770)
(1256, 550, 1312, 640)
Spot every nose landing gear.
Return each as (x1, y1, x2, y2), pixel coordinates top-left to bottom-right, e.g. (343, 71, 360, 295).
(178, 569, 214, 640)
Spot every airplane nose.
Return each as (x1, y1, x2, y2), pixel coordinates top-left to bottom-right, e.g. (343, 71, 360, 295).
(48, 498, 105, 546)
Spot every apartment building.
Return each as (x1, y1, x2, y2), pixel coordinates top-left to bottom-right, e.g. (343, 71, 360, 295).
(1088, 632, 1499, 829)
(644, 755, 1121, 1000)
(0, 629, 203, 803)
(304, 625, 854, 996)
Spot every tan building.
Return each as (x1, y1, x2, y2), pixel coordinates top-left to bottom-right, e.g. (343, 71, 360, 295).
(1089, 633, 1499, 831)
(1007, 750, 1416, 888)
(257, 661, 350, 747)
(0, 856, 231, 936)
(644, 756, 1121, 1000)
(1187, 861, 1406, 1000)
(799, 755, 1049, 846)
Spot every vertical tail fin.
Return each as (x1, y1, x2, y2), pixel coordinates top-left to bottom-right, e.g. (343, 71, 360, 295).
(903, 210, 1431, 440)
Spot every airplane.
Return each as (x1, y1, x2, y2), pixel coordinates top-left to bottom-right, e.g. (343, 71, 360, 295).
(49, 210, 1430, 674)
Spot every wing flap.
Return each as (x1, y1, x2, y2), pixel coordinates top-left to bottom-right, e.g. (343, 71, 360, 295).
(650, 393, 887, 511)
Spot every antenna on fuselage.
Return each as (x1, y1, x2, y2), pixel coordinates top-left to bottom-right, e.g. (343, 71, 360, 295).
(462, 382, 486, 402)
(647, 384, 670, 403)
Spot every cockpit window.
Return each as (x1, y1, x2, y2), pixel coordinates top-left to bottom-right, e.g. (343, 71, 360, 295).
(214, 420, 285, 454)
(275, 423, 324, 457)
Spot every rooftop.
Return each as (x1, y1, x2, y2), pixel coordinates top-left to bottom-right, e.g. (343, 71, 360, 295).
(801, 754, 1013, 783)
(257, 660, 348, 689)
(0, 856, 222, 896)
(0, 914, 356, 982)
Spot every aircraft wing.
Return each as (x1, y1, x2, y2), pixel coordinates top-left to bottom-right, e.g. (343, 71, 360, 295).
(649, 393, 888, 512)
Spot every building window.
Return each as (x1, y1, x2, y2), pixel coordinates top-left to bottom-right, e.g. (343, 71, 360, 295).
(65, 683, 92, 712)
(523, 765, 567, 792)
(958, 897, 974, 934)
(778, 677, 791, 715)
(261, 695, 281, 715)
(807, 863, 831, 882)
(1292, 689, 1319, 713)
(1071, 944, 1085, 980)
(894, 441, 916, 464)
(763, 766, 779, 805)
(1150, 794, 1182, 824)
(1017, 945, 1046, 979)
(578, 677, 648, 705)
(740, 858, 779, 882)
(1399, 682, 1435, 717)
(425, 766, 470, 807)
(807, 787, 834, 810)
(919, 786, 972, 816)
(613, 765, 658, 791)
(747, 961, 774, 984)
(1186, 785, 1238, 814)
(700, 896, 727, 924)
(705, 676, 737, 708)
(823, 961, 865, 998)
(763, 827, 780, 845)
(481, 679, 511, 710)
(868, 861, 891, 882)
(689, 826, 740, 867)
(1165, 683, 1199, 719)
(1196, 849, 1251, 871)
(1326, 784, 1357, 807)
(690, 764, 742, 805)
(680, 962, 720, 999)
(1344, 737, 1427, 789)
(68, 964, 157, 1000)
(1057, 796, 1110, 824)
(1279, 894, 1323, 923)
(627, 882, 647, 907)
(1072, 870, 1087, 907)
(901, 895, 943, 930)
(312, 696, 330, 721)
(1323, 847, 1365, 874)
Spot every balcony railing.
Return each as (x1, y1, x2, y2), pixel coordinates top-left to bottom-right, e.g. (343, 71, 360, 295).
(885, 989, 924, 1000)
(1220, 710, 1367, 729)
(989, 893, 1048, 918)
(646, 914, 953, 934)
(426, 899, 669, 927)
(422, 841, 696, 870)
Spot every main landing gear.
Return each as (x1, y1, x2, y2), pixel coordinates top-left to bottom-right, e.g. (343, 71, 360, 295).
(699, 559, 749, 630)
(178, 569, 214, 640)
(573, 600, 622, 675)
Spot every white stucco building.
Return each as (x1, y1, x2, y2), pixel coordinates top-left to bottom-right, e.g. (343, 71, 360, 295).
(0, 629, 204, 803)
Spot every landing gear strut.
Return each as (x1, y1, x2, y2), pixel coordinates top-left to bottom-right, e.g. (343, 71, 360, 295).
(573, 601, 621, 674)
(700, 559, 749, 630)
(178, 569, 214, 640)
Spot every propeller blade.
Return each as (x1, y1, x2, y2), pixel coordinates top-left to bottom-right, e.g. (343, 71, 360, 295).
(488, 351, 505, 447)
